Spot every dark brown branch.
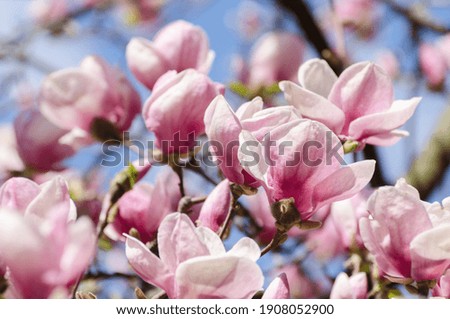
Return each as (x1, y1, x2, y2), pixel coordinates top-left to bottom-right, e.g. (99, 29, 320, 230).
(406, 105, 450, 199)
(276, 0, 388, 187)
(379, 0, 450, 34)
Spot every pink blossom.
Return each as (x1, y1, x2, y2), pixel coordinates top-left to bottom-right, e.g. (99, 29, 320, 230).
(432, 269, 450, 298)
(334, 0, 375, 37)
(274, 264, 325, 298)
(242, 31, 304, 89)
(29, 0, 69, 26)
(14, 110, 75, 171)
(126, 20, 214, 90)
(375, 50, 400, 79)
(143, 69, 223, 154)
(197, 179, 231, 232)
(419, 43, 447, 89)
(360, 179, 450, 282)
(40, 55, 140, 134)
(436, 34, 450, 69)
(0, 176, 76, 221)
(125, 213, 264, 298)
(204, 95, 301, 187)
(106, 168, 180, 243)
(262, 273, 290, 299)
(238, 119, 375, 221)
(0, 176, 96, 298)
(330, 272, 367, 299)
(280, 59, 420, 147)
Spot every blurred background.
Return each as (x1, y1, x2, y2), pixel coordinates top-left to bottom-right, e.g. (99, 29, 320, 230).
(0, 0, 449, 298)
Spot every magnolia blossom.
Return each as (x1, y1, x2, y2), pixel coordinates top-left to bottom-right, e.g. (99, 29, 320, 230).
(14, 110, 75, 171)
(262, 274, 290, 299)
(433, 269, 450, 298)
(143, 69, 223, 154)
(436, 34, 450, 68)
(0, 176, 96, 298)
(29, 0, 69, 26)
(330, 272, 367, 299)
(334, 0, 375, 37)
(106, 169, 180, 243)
(125, 213, 264, 298)
(127, 20, 214, 90)
(204, 95, 301, 188)
(360, 179, 450, 282)
(197, 179, 231, 232)
(375, 50, 399, 79)
(273, 264, 327, 298)
(237, 31, 304, 89)
(419, 43, 447, 89)
(280, 59, 420, 147)
(40, 55, 140, 136)
(238, 119, 375, 221)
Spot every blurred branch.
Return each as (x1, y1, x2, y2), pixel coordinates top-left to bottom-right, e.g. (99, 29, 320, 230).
(406, 105, 450, 199)
(379, 0, 450, 34)
(276, 0, 388, 187)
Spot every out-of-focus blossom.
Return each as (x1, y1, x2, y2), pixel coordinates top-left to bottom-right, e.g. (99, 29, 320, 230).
(0, 176, 96, 298)
(360, 179, 450, 283)
(40, 55, 140, 138)
(197, 179, 231, 232)
(120, 0, 165, 24)
(204, 95, 301, 188)
(375, 50, 400, 79)
(274, 264, 325, 298)
(0, 176, 76, 221)
(127, 20, 214, 90)
(262, 273, 290, 299)
(330, 272, 367, 299)
(437, 34, 450, 68)
(419, 43, 447, 90)
(238, 31, 305, 90)
(281, 59, 420, 147)
(432, 269, 450, 298)
(12, 81, 36, 110)
(334, 0, 376, 37)
(125, 213, 264, 298)
(0, 125, 24, 180)
(29, 0, 69, 26)
(143, 69, 223, 154)
(14, 110, 75, 171)
(106, 168, 180, 243)
(238, 119, 375, 221)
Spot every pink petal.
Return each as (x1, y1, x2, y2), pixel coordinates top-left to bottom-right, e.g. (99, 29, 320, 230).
(329, 62, 394, 123)
(348, 97, 420, 142)
(279, 80, 345, 133)
(125, 235, 174, 297)
(227, 237, 261, 262)
(297, 58, 338, 98)
(262, 273, 290, 299)
(364, 130, 409, 146)
(157, 213, 210, 273)
(0, 177, 40, 213)
(235, 97, 264, 120)
(197, 179, 231, 232)
(194, 227, 226, 255)
(175, 255, 264, 298)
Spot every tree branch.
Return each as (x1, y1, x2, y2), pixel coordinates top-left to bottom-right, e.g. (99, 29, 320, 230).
(379, 0, 450, 34)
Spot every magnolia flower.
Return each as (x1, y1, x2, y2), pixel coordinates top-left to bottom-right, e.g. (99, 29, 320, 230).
(433, 269, 450, 298)
(204, 95, 301, 188)
(125, 213, 264, 298)
(280, 59, 420, 147)
(29, 0, 69, 26)
(436, 34, 450, 68)
(334, 0, 375, 37)
(330, 272, 367, 299)
(0, 176, 96, 298)
(143, 69, 223, 154)
(196, 179, 231, 232)
(375, 50, 399, 79)
(127, 20, 214, 90)
(40, 55, 140, 136)
(0, 176, 76, 221)
(239, 31, 305, 89)
(360, 179, 450, 282)
(273, 264, 326, 298)
(419, 43, 447, 89)
(262, 273, 290, 299)
(14, 110, 75, 171)
(106, 168, 180, 243)
(238, 119, 375, 221)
